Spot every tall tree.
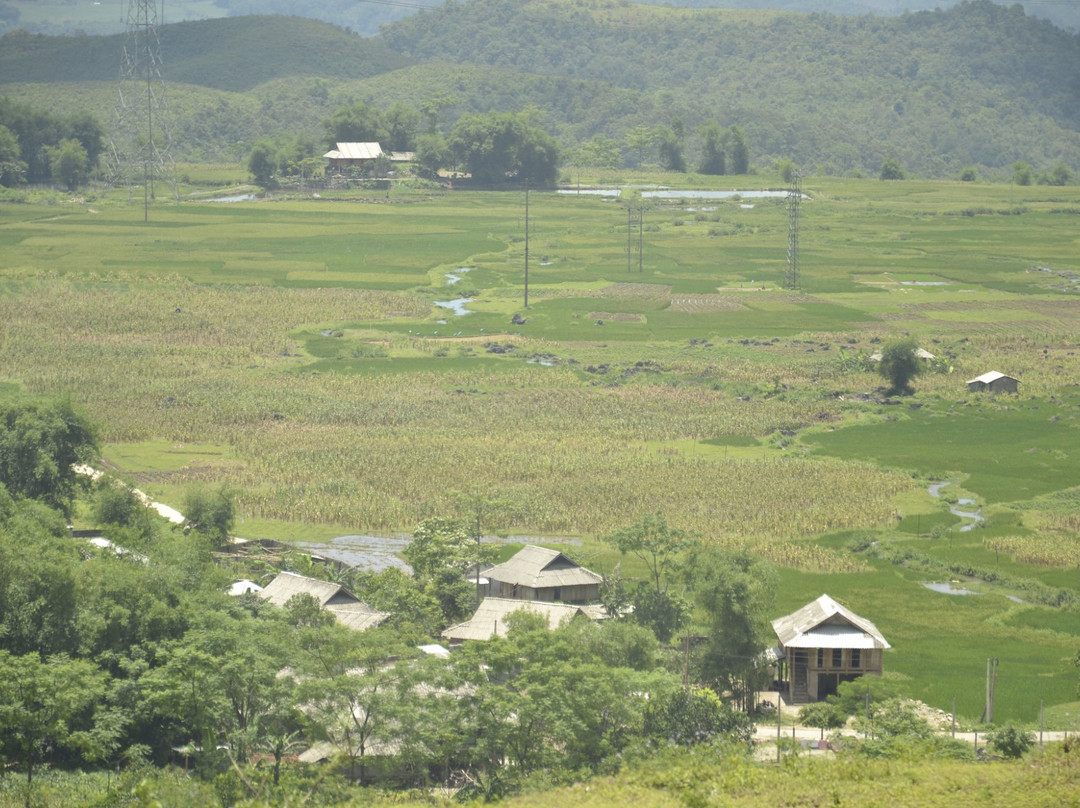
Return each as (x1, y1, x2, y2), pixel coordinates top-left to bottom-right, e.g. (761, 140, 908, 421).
(724, 125, 750, 174)
(697, 121, 726, 175)
(448, 110, 559, 186)
(684, 547, 776, 712)
(877, 338, 923, 395)
(0, 397, 98, 515)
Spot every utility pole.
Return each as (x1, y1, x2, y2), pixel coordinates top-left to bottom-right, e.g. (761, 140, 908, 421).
(638, 202, 644, 273)
(627, 205, 632, 273)
(985, 657, 999, 724)
(523, 186, 530, 308)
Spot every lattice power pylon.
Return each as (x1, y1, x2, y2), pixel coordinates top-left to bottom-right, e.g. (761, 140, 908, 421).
(108, 0, 177, 216)
(785, 170, 802, 291)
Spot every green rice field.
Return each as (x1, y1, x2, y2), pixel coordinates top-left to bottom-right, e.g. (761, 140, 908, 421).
(2, 174, 1079, 721)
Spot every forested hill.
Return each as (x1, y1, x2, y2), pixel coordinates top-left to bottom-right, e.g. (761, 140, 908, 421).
(2, 1, 1078, 175)
(0, 15, 412, 92)
(377, 0, 1080, 176)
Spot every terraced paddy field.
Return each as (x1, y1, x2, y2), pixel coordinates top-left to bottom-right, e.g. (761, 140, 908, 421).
(2, 175, 1079, 721)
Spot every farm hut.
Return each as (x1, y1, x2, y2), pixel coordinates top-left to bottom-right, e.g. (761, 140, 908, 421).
(323, 142, 383, 171)
(869, 347, 935, 361)
(442, 597, 605, 646)
(324, 143, 414, 173)
(480, 545, 602, 603)
(771, 594, 890, 704)
(966, 371, 1019, 393)
(259, 571, 389, 631)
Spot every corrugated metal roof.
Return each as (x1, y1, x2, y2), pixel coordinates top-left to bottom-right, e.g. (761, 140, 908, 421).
(259, 571, 344, 607)
(967, 370, 1016, 385)
(772, 594, 890, 650)
(442, 597, 587, 643)
(483, 545, 602, 589)
(324, 142, 383, 161)
(259, 572, 388, 631)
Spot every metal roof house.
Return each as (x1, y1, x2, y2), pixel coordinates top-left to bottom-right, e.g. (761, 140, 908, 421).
(259, 571, 389, 632)
(966, 371, 1019, 393)
(771, 594, 890, 704)
(324, 142, 415, 172)
(442, 596, 601, 646)
(481, 545, 602, 604)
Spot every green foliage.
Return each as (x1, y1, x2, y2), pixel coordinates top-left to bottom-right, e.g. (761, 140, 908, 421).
(0, 96, 103, 184)
(1013, 161, 1034, 186)
(879, 157, 906, 180)
(829, 673, 907, 718)
(0, 396, 98, 515)
(684, 547, 776, 711)
(987, 721, 1036, 758)
(604, 512, 696, 595)
(182, 485, 235, 544)
(448, 109, 559, 186)
(0, 122, 25, 186)
(644, 686, 752, 746)
(0, 651, 110, 785)
(876, 338, 923, 395)
(799, 701, 847, 737)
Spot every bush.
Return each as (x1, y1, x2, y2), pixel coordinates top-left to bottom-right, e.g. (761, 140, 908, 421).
(987, 722, 1035, 758)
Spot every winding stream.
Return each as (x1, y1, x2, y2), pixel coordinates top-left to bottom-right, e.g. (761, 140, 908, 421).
(927, 481, 983, 532)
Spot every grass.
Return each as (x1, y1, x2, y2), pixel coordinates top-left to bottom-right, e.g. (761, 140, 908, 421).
(3, 173, 1080, 720)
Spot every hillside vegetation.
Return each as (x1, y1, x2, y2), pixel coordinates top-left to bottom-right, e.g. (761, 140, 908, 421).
(2, 1, 1078, 175)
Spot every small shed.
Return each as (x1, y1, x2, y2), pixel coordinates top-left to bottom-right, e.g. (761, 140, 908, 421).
(771, 594, 890, 704)
(966, 371, 1019, 393)
(480, 545, 602, 603)
(259, 571, 389, 631)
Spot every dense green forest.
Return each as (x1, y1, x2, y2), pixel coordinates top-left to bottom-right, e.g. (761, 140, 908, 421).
(0, 1, 1077, 177)
(3, 0, 1077, 38)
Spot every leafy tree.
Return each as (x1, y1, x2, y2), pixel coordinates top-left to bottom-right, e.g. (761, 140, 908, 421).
(0, 397, 98, 515)
(92, 475, 152, 533)
(0, 492, 79, 655)
(697, 122, 726, 175)
(0, 123, 26, 186)
(624, 125, 655, 168)
(880, 157, 906, 180)
(987, 721, 1035, 758)
(413, 131, 449, 178)
(656, 125, 685, 172)
(828, 672, 906, 718)
(182, 484, 235, 544)
(448, 110, 559, 186)
(724, 125, 750, 174)
(323, 101, 386, 147)
(383, 103, 421, 152)
(403, 517, 495, 624)
(775, 157, 797, 183)
(1012, 161, 1033, 186)
(0, 651, 110, 787)
(799, 701, 847, 739)
(684, 547, 776, 712)
(583, 134, 621, 170)
(1037, 161, 1073, 186)
(604, 512, 695, 595)
(644, 686, 752, 746)
(877, 337, 923, 395)
(959, 166, 978, 182)
(853, 697, 932, 740)
(630, 585, 688, 644)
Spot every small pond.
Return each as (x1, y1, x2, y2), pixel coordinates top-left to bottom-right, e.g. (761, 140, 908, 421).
(923, 581, 980, 596)
(434, 298, 474, 316)
(204, 193, 256, 203)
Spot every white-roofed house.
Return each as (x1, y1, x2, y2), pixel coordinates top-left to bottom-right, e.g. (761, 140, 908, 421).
(481, 545, 602, 604)
(771, 594, 890, 704)
(966, 370, 1019, 393)
(324, 143, 414, 175)
(441, 596, 598, 646)
(258, 571, 389, 632)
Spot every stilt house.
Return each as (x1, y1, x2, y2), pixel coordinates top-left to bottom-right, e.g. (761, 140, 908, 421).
(771, 594, 890, 704)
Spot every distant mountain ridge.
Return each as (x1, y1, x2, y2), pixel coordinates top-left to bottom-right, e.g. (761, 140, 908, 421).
(1, 1, 1078, 177)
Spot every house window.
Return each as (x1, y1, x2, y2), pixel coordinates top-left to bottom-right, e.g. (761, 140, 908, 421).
(816, 649, 824, 668)
(832, 648, 843, 668)
(851, 649, 861, 668)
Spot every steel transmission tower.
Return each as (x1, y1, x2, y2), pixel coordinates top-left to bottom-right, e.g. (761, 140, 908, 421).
(785, 170, 802, 291)
(108, 0, 177, 217)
